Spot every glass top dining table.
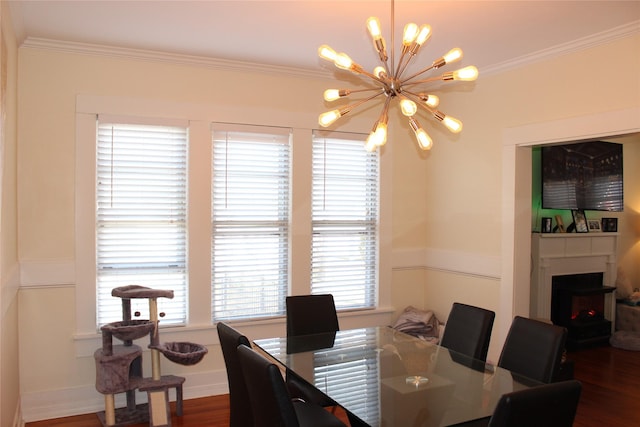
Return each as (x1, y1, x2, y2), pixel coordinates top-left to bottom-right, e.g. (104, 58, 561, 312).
(253, 326, 539, 427)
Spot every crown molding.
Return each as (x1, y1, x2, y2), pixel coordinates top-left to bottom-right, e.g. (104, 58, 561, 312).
(481, 20, 640, 76)
(21, 20, 639, 80)
(20, 37, 334, 80)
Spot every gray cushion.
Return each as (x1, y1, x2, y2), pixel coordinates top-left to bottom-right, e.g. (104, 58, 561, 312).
(610, 330, 640, 351)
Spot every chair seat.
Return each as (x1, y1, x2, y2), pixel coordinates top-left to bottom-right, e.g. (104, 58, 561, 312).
(292, 400, 346, 427)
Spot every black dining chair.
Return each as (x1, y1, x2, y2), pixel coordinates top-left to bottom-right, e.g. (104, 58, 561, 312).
(486, 380, 582, 427)
(286, 294, 340, 336)
(237, 344, 347, 427)
(498, 316, 568, 383)
(439, 302, 495, 362)
(216, 322, 254, 427)
(285, 294, 341, 411)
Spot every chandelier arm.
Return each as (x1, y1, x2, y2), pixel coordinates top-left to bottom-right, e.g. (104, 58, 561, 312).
(395, 51, 420, 81)
(342, 91, 388, 115)
(402, 91, 435, 114)
(402, 75, 443, 89)
(380, 95, 392, 120)
(394, 49, 414, 80)
(370, 96, 392, 131)
(401, 91, 431, 112)
(351, 87, 387, 96)
(400, 64, 437, 85)
(358, 68, 390, 85)
(379, 61, 392, 80)
(333, 87, 389, 99)
(400, 90, 421, 103)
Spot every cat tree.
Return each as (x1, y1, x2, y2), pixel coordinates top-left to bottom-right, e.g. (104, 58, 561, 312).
(94, 285, 207, 427)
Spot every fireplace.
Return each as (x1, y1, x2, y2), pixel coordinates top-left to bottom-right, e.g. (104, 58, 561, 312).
(530, 233, 618, 341)
(551, 272, 615, 348)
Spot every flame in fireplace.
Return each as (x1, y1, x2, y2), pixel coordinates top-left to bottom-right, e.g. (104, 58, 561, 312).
(571, 309, 598, 321)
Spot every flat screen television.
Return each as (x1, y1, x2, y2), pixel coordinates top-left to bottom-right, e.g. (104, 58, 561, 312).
(541, 141, 623, 212)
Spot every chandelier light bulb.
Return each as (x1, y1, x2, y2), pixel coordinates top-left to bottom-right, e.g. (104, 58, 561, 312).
(365, 138, 378, 152)
(374, 66, 387, 79)
(416, 129, 433, 150)
(334, 52, 354, 70)
(369, 123, 388, 147)
(440, 114, 463, 133)
(415, 25, 432, 46)
(443, 48, 463, 64)
(419, 93, 440, 108)
(318, 44, 338, 62)
(323, 89, 341, 102)
(400, 99, 418, 116)
(366, 17, 383, 39)
(402, 23, 419, 46)
(319, 110, 342, 127)
(452, 66, 479, 81)
(409, 117, 432, 150)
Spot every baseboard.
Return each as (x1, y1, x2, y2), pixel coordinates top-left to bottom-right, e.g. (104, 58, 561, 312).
(13, 401, 24, 427)
(20, 370, 228, 423)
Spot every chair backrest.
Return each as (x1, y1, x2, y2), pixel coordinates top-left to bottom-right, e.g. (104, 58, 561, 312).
(237, 344, 301, 427)
(498, 316, 568, 383)
(439, 302, 496, 361)
(286, 294, 339, 337)
(488, 380, 582, 427)
(216, 322, 254, 427)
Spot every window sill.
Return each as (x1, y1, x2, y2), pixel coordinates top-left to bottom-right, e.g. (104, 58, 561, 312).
(74, 306, 395, 358)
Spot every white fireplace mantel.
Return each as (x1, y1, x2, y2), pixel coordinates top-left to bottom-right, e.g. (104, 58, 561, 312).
(530, 233, 618, 326)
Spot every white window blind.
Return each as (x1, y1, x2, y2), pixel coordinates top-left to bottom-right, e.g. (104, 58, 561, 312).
(96, 121, 188, 327)
(211, 124, 291, 321)
(311, 131, 378, 309)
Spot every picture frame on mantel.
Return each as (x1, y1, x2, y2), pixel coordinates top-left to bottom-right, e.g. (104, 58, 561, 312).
(602, 217, 618, 232)
(572, 209, 589, 233)
(588, 219, 602, 232)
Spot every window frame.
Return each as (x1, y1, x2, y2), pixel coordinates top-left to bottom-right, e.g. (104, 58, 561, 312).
(311, 130, 379, 309)
(95, 119, 190, 327)
(210, 123, 293, 322)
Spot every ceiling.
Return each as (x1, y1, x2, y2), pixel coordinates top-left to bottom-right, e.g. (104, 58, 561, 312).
(7, 1, 640, 74)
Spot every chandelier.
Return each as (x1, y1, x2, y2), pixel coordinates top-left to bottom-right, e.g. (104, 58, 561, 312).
(318, 0, 478, 152)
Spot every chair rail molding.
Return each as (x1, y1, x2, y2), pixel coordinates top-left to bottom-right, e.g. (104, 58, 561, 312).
(392, 247, 500, 279)
(19, 259, 75, 287)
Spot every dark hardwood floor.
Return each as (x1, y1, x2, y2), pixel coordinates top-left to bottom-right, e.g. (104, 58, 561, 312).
(27, 344, 639, 427)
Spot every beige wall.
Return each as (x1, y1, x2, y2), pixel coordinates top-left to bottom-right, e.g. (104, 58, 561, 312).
(12, 21, 640, 424)
(1, 1, 20, 425)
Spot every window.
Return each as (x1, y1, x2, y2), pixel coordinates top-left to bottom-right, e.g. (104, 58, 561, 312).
(96, 120, 188, 326)
(211, 124, 292, 321)
(311, 131, 379, 309)
(77, 96, 390, 344)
